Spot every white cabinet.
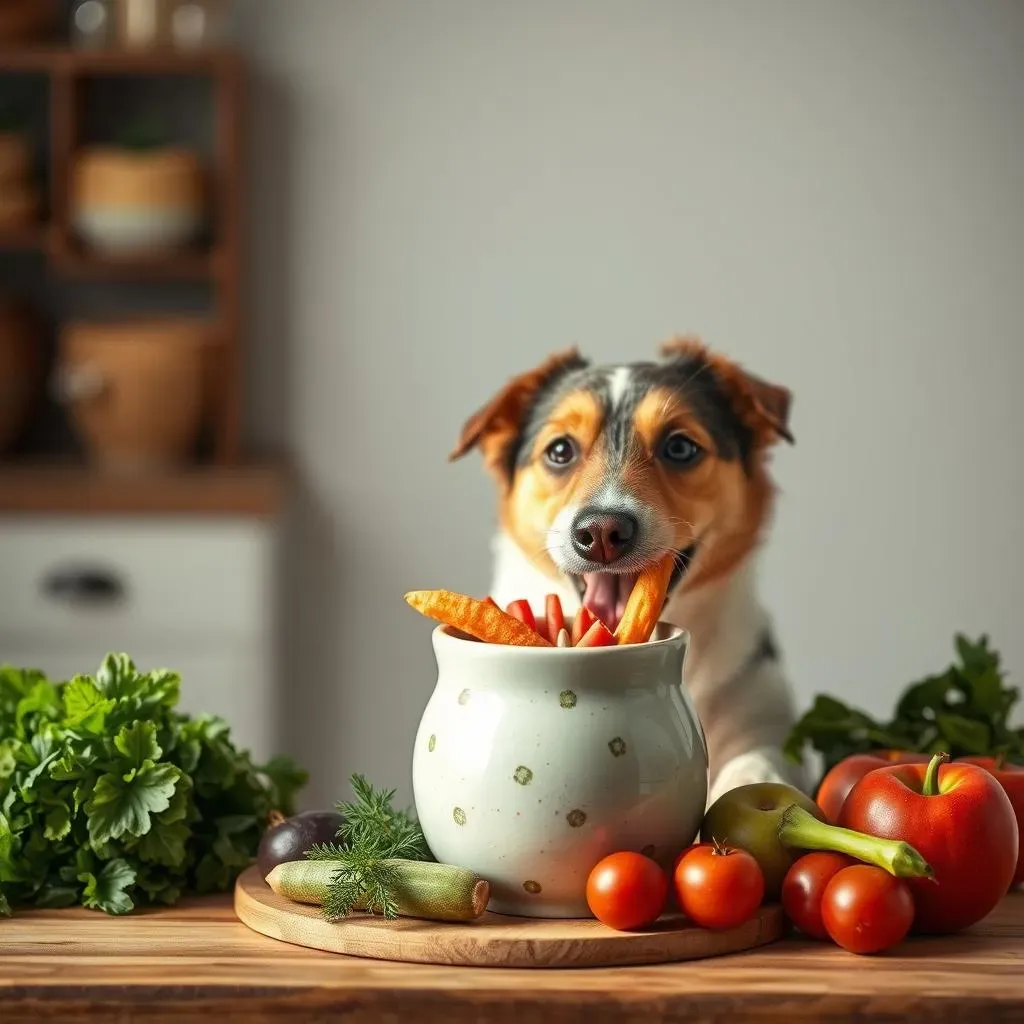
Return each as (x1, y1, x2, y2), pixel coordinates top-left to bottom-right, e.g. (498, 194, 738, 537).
(0, 517, 278, 763)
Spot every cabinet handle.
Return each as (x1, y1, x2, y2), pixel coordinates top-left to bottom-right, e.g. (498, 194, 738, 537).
(42, 567, 126, 607)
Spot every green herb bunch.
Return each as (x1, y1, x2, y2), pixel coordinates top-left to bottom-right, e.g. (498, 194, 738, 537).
(306, 774, 433, 921)
(0, 654, 306, 917)
(785, 634, 1023, 782)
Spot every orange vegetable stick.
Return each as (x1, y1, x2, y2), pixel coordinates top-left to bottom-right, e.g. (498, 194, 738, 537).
(506, 599, 537, 632)
(571, 606, 597, 646)
(483, 596, 499, 609)
(545, 594, 565, 643)
(405, 590, 553, 647)
(577, 619, 617, 648)
(614, 554, 675, 645)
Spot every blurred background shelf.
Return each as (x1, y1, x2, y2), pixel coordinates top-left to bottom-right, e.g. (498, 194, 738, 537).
(50, 243, 222, 280)
(0, 222, 50, 250)
(0, 458, 288, 516)
(0, 47, 239, 76)
(0, 41, 245, 467)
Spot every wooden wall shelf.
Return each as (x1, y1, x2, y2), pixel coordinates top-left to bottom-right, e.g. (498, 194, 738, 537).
(0, 45, 246, 466)
(0, 460, 288, 517)
(0, 46, 241, 76)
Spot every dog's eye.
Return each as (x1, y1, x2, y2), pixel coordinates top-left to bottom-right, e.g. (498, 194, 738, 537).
(543, 436, 577, 469)
(660, 432, 702, 467)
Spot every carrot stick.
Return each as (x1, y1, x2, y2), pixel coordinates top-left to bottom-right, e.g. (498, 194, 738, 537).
(505, 599, 537, 632)
(405, 590, 553, 647)
(545, 594, 565, 643)
(576, 620, 617, 648)
(571, 606, 597, 646)
(614, 554, 675, 645)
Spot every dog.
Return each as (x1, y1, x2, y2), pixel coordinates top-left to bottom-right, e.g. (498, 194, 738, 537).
(450, 336, 806, 806)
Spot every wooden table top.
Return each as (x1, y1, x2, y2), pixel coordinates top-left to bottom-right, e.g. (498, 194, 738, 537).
(1, 893, 1022, 1023)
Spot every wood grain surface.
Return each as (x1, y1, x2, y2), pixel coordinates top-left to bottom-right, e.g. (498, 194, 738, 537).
(0, 890, 1021, 1023)
(234, 866, 784, 968)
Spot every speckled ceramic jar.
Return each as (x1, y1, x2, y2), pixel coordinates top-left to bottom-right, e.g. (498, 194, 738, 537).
(412, 624, 708, 918)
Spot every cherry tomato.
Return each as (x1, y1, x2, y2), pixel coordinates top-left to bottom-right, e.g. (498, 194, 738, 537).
(674, 841, 764, 930)
(781, 852, 857, 939)
(821, 865, 914, 954)
(586, 852, 668, 930)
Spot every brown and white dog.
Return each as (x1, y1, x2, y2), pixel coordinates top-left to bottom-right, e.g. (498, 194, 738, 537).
(450, 336, 806, 805)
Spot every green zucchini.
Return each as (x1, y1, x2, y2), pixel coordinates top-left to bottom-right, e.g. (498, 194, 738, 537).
(266, 858, 490, 922)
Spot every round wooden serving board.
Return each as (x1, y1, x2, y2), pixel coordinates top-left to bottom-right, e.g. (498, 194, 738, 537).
(233, 866, 786, 969)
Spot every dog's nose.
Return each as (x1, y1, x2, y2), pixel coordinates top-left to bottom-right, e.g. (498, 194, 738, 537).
(571, 509, 638, 564)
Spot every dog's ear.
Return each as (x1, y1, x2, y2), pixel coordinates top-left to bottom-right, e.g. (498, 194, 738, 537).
(660, 335, 794, 446)
(450, 348, 587, 484)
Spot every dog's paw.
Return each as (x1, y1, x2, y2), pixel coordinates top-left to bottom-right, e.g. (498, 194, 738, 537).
(707, 749, 796, 808)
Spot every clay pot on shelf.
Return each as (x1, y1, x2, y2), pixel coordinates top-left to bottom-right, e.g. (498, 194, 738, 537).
(72, 145, 206, 257)
(0, 0, 59, 44)
(55, 319, 212, 473)
(0, 132, 41, 231)
(0, 300, 44, 455)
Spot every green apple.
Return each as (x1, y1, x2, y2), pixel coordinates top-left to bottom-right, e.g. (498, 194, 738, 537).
(700, 782, 932, 900)
(701, 783, 824, 898)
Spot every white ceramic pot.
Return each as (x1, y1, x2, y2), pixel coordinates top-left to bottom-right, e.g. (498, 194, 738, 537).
(412, 624, 708, 918)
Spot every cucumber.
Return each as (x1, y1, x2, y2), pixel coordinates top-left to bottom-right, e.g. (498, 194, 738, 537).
(266, 858, 490, 922)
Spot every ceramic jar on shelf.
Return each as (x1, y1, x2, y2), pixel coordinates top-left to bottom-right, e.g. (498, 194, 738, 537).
(54, 318, 213, 473)
(110, 0, 229, 50)
(72, 143, 206, 257)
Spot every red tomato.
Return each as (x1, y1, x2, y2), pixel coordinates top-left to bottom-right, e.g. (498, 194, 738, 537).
(674, 842, 764, 931)
(586, 852, 668, 930)
(821, 865, 914, 954)
(839, 753, 1019, 934)
(956, 756, 1024, 889)
(816, 751, 930, 822)
(781, 852, 857, 940)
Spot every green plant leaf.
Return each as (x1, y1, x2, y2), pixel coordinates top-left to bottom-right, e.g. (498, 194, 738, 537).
(85, 763, 181, 845)
(785, 634, 1024, 788)
(114, 722, 162, 768)
(63, 676, 115, 733)
(34, 885, 79, 909)
(80, 858, 136, 915)
(43, 804, 71, 841)
(134, 820, 190, 868)
(0, 651, 306, 917)
(935, 713, 991, 755)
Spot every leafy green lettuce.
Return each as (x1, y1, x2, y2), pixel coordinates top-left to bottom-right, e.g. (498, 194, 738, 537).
(784, 634, 1024, 781)
(0, 654, 306, 916)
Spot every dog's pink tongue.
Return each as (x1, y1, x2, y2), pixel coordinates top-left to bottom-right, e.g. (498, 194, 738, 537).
(582, 572, 640, 633)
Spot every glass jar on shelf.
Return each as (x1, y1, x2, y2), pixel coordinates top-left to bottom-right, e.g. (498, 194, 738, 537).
(70, 0, 113, 49)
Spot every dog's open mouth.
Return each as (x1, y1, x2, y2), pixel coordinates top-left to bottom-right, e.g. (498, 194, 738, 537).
(571, 545, 697, 633)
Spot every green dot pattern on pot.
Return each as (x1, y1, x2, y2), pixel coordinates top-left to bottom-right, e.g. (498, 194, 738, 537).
(566, 809, 587, 828)
(523, 880, 542, 894)
(512, 765, 533, 786)
(608, 736, 627, 757)
(457, 689, 471, 705)
(559, 689, 577, 709)
(427, 734, 436, 752)
(453, 807, 467, 826)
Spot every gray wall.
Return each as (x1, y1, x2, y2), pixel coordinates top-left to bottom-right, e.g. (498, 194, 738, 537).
(234, 0, 1024, 809)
